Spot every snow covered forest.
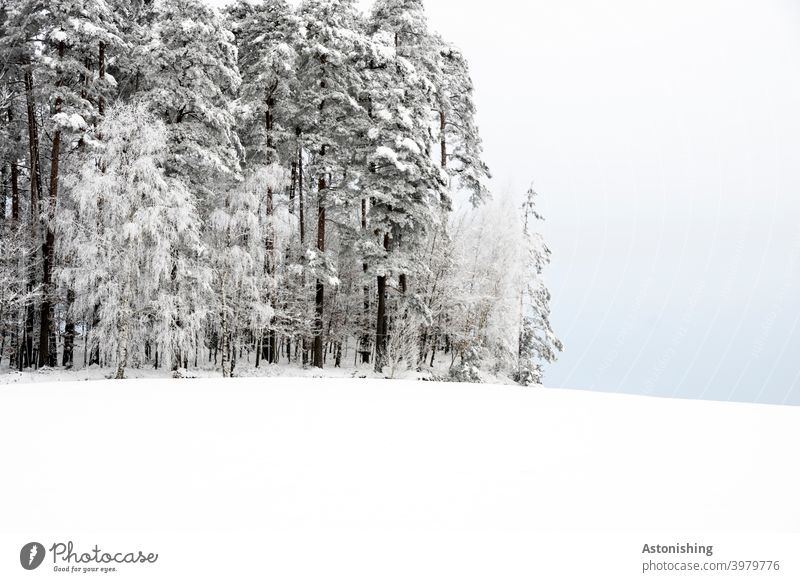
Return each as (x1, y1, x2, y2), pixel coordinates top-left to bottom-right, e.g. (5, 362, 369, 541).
(0, 0, 561, 383)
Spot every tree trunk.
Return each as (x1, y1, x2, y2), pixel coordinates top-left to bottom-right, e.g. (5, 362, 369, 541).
(375, 273, 387, 374)
(289, 161, 297, 214)
(89, 305, 101, 365)
(221, 288, 231, 378)
(37, 225, 56, 367)
(374, 233, 390, 373)
(2, 164, 8, 212)
(4, 104, 20, 222)
(24, 66, 41, 212)
(440, 110, 447, 168)
(10, 160, 19, 222)
(98, 41, 106, 117)
(38, 39, 65, 368)
(312, 176, 325, 368)
(265, 148, 278, 365)
(114, 316, 128, 379)
(360, 198, 370, 361)
(23, 65, 41, 369)
(298, 146, 305, 245)
(62, 289, 75, 368)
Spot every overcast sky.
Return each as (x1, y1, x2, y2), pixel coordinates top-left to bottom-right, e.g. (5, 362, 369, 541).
(211, 0, 800, 404)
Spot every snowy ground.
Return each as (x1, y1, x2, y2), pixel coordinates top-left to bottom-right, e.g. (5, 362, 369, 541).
(1, 377, 798, 581)
(0, 351, 516, 386)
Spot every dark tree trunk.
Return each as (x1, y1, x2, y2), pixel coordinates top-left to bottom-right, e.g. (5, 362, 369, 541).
(289, 161, 297, 214)
(6, 126, 20, 367)
(312, 176, 326, 368)
(262, 90, 279, 363)
(298, 146, 304, 245)
(375, 273, 387, 373)
(62, 289, 75, 368)
(23, 65, 41, 369)
(8, 93, 20, 221)
(23, 305, 33, 369)
(268, 331, 278, 364)
(98, 41, 106, 116)
(24, 66, 42, 211)
(10, 162, 19, 221)
(297, 146, 306, 362)
(374, 233, 390, 373)
(440, 110, 447, 168)
(360, 198, 370, 360)
(38, 40, 66, 368)
(37, 230, 55, 367)
(1, 164, 6, 219)
(89, 304, 100, 365)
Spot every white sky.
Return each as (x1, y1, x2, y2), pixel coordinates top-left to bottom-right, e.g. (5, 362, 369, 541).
(210, 0, 800, 404)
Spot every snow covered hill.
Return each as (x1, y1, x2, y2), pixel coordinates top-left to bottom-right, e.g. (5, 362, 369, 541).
(1, 378, 798, 581)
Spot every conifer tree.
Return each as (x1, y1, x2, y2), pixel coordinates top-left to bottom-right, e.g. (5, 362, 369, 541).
(434, 37, 490, 206)
(227, 0, 299, 365)
(365, 0, 447, 373)
(2, 0, 123, 367)
(516, 185, 561, 385)
(134, 0, 240, 369)
(295, 0, 368, 368)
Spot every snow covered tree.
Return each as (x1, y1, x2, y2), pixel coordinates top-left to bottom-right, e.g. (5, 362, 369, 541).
(226, 0, 299, 365)
(0, 23, 27, 369)
(227, 0, 297, 168)
(206, 165, 288, 377)
(1, 0, 124, 367)
(516, 184, 561, 385)
(364, 0, 448, 373)
(133, 0, 240, 369)
(60, 102, 206, 379)
(434, 36, 490, 206)
(295, 0, 368, 368)
(430, 187, 560, 385)
(134, 0, 240, 195)
(0, 220, 37, 370)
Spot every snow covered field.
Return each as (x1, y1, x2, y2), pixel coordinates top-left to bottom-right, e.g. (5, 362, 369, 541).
(1, 377, 798, 580)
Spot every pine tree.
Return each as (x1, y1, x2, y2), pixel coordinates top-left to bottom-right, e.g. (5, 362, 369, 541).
(227, 0, 299, 365)
(227, 0, 298, 169)
(516, 185, 562, 385)
(134, 0, 240, 194)
(295, 0, 368, 368)
(434, 36, 490, 206)
(2, 0, 123, 367)
(364, 0, 447, 373)
(134, 0, 240, 369)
